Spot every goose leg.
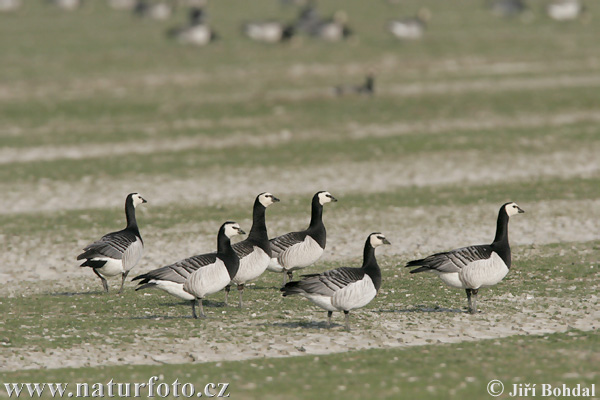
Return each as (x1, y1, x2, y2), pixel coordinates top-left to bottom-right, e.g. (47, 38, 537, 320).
(237, 284, 244, 309)
(118, 271, 129, 294)
(282, 270, 287, 286)
(93, 269, 109, 293)
(224, 285, 230, 306)
(327, 311, 333, 329)
(344, 310, 351, 331)
(465, 289, 472, 313)
(470, 289, 479, 314)
(199, 299, 206, 318)
(287, 270, 294, 283)
(191, 299, 198, 319)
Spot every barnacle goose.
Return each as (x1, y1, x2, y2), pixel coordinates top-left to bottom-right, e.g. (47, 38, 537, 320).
(183, 222, 245, 319)
(405, 202, 525, 314)
(77, 193, 147, 293)
(133, 193, 278, 306)
(311, 11, 352, 41)
(388, 8, 431, 40)
(133, 0, 172, 20)
(49, 0, 81, 10)
(225, 193, 280, 308)
(166, 7, 218, 46)
(547, 0, 585, 21)
(242, 21, 295, 43)
(334, 74, 375, 96)
(282, 233, 390, 330)
(267, 191, 337, 285)
(487, 0, 527, 18)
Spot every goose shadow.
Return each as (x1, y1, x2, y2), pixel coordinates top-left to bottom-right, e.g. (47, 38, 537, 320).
(265, 320, 337, 330)
(50, 290, 107, 296)
(379, 305, 466, 314)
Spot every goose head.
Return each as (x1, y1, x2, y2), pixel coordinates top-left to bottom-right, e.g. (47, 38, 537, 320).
(503, 202, 525, 216)
(128, 193, 148, 208)
(222, 221, 246, 238)
(316, 191, 338, 205)
(369, 232, 391, 248)
(258, 192, 280, 207)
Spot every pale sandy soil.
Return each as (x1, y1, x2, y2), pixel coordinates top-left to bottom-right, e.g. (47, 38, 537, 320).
(1, 198, 599, 286)
(0, 292, 597, 371)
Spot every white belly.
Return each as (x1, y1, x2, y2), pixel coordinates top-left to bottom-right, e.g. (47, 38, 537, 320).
(94, 258, 124, 277)
(435, 271, 466, 289)
(267, 260, 284, 273)
(151, 280, 195, 301)
(231, 247, 270, 285)
(183, 261, 231, 299)
(278, 236, 324, 271)
(304, 294, 337, 312)
(331, 275, 377, 311)
(459, 252, 509, 289)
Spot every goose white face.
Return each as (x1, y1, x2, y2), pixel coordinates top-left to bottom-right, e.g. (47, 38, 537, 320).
(131, 193, 147, 208)
(258, 192, 280, 207)
(318, 191, 337, 205)
(224, 223, 245, 238)
(505, 202, 525, 216)
(370, 233, 391, 247)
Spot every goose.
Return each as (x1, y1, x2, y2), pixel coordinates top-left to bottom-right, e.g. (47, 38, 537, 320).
(133, 0, 172, 20)
(49, 0, 81, 10)
(294, 2, 321, 35)
(282, 232, 390, 330)
(167, 7, 218, 46)
(0, 0, 20, 12)
(388, 8, 431, 40)
(405, 202, 525, 314)
(267, 191, 337, 285)
(547, 0, 584, 21)
(225, 192, 280, 308)
(334, 74, 375, 96)
(487, 0, 527, 18)
(242, 21, 295, 43)
(133, 193, 278, 306)
(77, 193, 147, 293)
(311, 11, 352, 41)
(183, 222, 245, 319)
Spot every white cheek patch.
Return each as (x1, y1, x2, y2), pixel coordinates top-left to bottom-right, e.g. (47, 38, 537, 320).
(259, 194, 273, 207)
(318, 192, 332, 205)
(224, 224, 241, 238)
(505, 203, 520, 216)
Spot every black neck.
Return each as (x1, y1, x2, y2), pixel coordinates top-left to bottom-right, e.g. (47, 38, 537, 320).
(247, 198, 269, 249)
(307, 195, 326, 248)
(125, 199, 141, 237)
(362, 239, 382, 291)
(491, 207, 511, 268)
(309, 196, 324, 229)
(217, 232, 240, 279)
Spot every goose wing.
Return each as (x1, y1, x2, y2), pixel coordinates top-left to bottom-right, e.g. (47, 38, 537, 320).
(133, 253, 217, 285)
(77, 229, 139, 261)
(406, 245, 493, 273)
(232, 240, 258, 259)
(283, 267, 365, 297)
(269, 231, 306, 258)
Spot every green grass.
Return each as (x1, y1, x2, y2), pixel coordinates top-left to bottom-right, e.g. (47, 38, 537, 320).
(1, 329, 597, 399)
